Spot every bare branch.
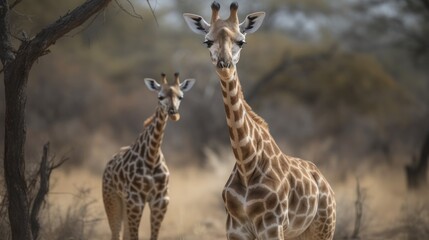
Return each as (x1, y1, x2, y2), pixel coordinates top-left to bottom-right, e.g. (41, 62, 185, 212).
(246, 45, 337, 102)
(30, 142, 50, 240)
(50, 156, 69, 171)
(9, 0, 23, 9)
(68, 9, 103, 38)
(24, 0, 113, 61)
(0, 0, 16, 65)
(11, 8, 34, 22)
(29, 142, 70, 239)
(114, 0, 144, 22)
(146, 0, 159, 27)
(125, 0, 144, 21)
(246, 52, 291, 102)
(351, 178, 364, 239)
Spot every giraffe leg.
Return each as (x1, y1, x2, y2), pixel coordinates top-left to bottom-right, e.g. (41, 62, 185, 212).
(103, 188, 122, 240)
(149, 194, 169, 240)
(123, 200, 145, 240)
(122, 204, 130, 240)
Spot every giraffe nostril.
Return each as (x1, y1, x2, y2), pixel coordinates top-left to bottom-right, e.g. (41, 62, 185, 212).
(168, 109, 176, 115)
(217, 60, 224, 68)
(217, 59, 233, 69)
(217, 60, 227, 68)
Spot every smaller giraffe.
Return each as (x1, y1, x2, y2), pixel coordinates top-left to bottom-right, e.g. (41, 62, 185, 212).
(102, 73, 195, 240)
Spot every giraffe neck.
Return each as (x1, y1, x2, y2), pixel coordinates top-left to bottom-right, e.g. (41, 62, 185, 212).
(217, 67, 277, 186)
(132, 105, 168, 169)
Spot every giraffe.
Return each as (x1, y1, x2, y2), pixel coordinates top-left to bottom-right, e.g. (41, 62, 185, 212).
(184, 2, 336, 240)
(102, 73, 195, 240)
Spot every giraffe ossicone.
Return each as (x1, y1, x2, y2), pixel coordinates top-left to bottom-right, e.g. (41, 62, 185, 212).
(102, 73, 195, 240)
(184, 2, 336, 239)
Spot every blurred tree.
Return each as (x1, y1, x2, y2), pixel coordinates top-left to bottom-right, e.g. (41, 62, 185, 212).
(406, 131, 429, 189)
(345, 0, 429, 188)
(247, 45, 411, 130)
(345, 0, 429, 65)
(0, 0, 112, 239)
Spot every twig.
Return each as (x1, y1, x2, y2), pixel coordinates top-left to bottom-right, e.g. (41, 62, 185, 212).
(68, 9, 103, 38)
(0, 0, 16, 65)
(9, 0, 23, 9)
(50, 156, 69, 170)
(351, 178, 364, 239)
(11, 7, 34, 22)
(114, 0, 144, 22)
(125, 0, 143, 20)
(146, 0, 159, 27)
(29, 142, 70, 239)
(30, 142, 50, 239)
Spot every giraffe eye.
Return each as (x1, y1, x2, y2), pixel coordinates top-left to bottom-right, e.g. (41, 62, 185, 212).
(178, 96, 183, 100)
(236, 40, 246, 48)
(203, 40, 214, 48)
(158, 96, 165, 100)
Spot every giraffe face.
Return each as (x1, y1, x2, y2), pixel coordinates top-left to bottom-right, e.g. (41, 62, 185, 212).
(202, 21, 246, 69)
(144, 74, 195, 121)
(183, 2, 265, 69)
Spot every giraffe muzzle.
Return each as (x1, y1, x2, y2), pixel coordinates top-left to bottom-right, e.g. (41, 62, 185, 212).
(217, 60, 232, 69)
(168, 109, 180, 121)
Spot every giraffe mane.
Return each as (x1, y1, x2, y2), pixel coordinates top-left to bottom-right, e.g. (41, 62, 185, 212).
(143, 114, 155, 128)
(239, 89, 269, 130)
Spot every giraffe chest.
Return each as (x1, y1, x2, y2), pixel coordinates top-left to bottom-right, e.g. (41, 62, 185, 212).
(222, 168, 320, 238)
(222, 175, 282, 230)
(106, 156, 170, 200)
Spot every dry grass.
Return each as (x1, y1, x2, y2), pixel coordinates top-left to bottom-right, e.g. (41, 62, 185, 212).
(42, 187, 101, 240)
(11, 148, 427, 240)
(47, 156, 234, 240)
(377, 201, 429, 240)
(332, 163, 429, 240)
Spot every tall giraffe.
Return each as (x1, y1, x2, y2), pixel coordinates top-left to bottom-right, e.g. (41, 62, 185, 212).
(102, 73, 195, 240)
(184, 2, 336, 239)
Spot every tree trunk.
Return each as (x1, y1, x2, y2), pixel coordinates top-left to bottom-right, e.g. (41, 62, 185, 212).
(1, 0, 113, 239)
(405, 130, 429, 190)
(3, 58, 33, 240)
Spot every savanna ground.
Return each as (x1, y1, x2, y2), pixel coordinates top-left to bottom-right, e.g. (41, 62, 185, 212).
(45, 148, 428, 240)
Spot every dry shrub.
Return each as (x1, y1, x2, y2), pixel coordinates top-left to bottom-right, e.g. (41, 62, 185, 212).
(42, 187, 101, 240)
(334, 179, 373, 240)
(380, 201, 429, 240)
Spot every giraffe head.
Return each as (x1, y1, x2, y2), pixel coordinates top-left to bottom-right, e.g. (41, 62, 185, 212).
(183, 1, 265, 75)
(144, 73, 195, 121)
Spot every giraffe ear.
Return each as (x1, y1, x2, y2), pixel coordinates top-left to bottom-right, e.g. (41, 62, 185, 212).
(183, 13, 210, 35)
(240, 12, 265, 34)
(144, 78, 161, 92)
(180, 79, 196, 92)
